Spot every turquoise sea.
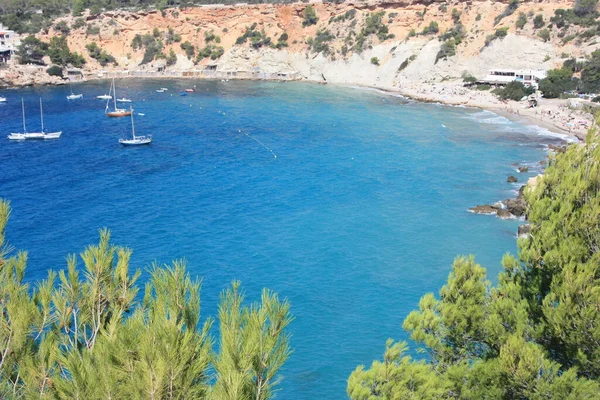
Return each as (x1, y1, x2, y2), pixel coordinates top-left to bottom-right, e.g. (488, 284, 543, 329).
(0, 80, 567, 398)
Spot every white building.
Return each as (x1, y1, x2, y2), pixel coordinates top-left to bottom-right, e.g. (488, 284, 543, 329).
(0, 24, 20, 63)
(480, 69, 547, 89)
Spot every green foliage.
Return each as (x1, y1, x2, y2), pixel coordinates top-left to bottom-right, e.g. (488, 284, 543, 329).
(370, 56, 379, 65)
(235, 24, 271, 48)
(166, 48, 177, 66)
(538, 28, 551, 42)
(196, 45, 224, 61)
(349, 130, 600, 399)
(276, 32, 289, 49)
(421, 21, 439, 35)
(462, 73, 477, 84)
(86, 42, 117, 66)
(47, 36, 85, 67)
(331, 9, 356, 23)
(302, 5, 318, 27)
(494, 0, 519, 25)
(363, 11, 392, 41)
(485, 27, 509, 46)
(153, 27, 160, 38)
(451, 8, 461, 24)
(492, 80, 533, 100)
(180, 41, 196, 59)
(439, 23, 466, 44)
(533, 14, 545, 29)
(308, 29, 334, 54)
(435, 39, 456, 64)
(539, 68, 576, 98)
(86, 24, 100, 35)
(166, 27, 181, 44)
(46, 65, 63, 77)
(515, 12, 527, 29)
(574, 0, 599, 16)
(17, 35, 48, 65)
(204, 29, 216, 43)
(580, 51, 600, 97)
(54, 20, 70, 35)
(71, 18, 86, 30)
(0, 200, 293, 399)
(563, 57, 587, 72)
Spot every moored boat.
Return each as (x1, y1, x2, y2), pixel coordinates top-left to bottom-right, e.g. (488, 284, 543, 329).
(7, 99, 62, 140)
(119, 107, 152, 146)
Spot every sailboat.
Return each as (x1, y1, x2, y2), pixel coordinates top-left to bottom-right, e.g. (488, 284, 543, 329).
(106, 78, 132, 117)
(67, 83, 83, 100)
(7, 99, 62, 140)
(119, 106, 151, 146)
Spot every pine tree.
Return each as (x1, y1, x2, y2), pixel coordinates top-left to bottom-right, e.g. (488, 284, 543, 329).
(0, 200, 293, 399)
(348, 127, 600, 398)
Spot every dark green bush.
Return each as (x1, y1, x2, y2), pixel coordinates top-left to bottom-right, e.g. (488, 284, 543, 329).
(46, 65, 63, 77)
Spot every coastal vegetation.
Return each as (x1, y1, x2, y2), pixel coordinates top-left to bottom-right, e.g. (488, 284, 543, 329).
(0, 200, 293, 399)
(348, 129, 600, 399)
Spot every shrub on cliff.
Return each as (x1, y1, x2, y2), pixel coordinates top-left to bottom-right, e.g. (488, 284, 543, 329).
(435, 39, 456, 64)
(574, 0, 599, 16)
(421, 21, 439, 35)
(494, 0, 519, 25)
(538, 28, 550, 42)
(0, 200, 293, 399)
(180, 41, 195, 59)
(302, 5, 319, 27)
(53, 20, 70, 35)
(17, 36, 48, 65)
(47, 36, 85, 67)
(533, 14, 545, 29)
(515, 12, 527, 29)
(484, 27, 509, 46)
(46, 65, 63, 77)
(86, 42, 118, 66)
(370, 57, 379, 65)
(348, 127, 600, 399)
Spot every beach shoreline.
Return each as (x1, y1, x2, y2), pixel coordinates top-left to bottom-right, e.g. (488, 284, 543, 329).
(2, 73, 591, 142)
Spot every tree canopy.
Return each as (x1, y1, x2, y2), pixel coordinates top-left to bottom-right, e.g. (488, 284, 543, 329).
(0, 201, 293, 399)
(348, 127, 600, 399)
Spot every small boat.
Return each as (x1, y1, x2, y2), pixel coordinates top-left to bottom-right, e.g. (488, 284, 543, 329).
(97, 94, 112, 100)
(156, 89, 166, 93)
(105, 79, 132, 117)
(184, 89, 195, 93)
(180, 92, 188, 96)
(8, 98, 62, 140)
(0, 97, 6, 103)
(117, 98, 132, 103)
(138, 113, 145, 116)
(67, 83, 83, 100)
(160, 87, 168, 91)
(119, 107, 151, 146)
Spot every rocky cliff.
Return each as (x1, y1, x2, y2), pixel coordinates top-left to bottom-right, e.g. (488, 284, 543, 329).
(1, 0, 590, 87)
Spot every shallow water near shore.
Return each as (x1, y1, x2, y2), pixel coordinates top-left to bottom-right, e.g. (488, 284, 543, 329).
(0, 79, 563, 399)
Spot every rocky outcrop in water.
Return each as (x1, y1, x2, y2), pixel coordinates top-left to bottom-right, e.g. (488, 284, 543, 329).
(507, 175, 518, 183)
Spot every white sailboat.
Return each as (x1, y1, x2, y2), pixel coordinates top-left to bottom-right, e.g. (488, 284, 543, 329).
(0, 96, 6, 103)
(119, 107, 151, 146)
(67, 83, 83, 100)
(106, 78, 132, 117)
(117, 98, 132, 103)
(8, 99, 62, 140)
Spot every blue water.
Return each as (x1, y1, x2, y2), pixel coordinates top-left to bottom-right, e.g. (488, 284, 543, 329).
(0, 80, 563, 398)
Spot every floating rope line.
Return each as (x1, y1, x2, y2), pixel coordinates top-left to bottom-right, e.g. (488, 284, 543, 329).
(239, 129, 277, 159)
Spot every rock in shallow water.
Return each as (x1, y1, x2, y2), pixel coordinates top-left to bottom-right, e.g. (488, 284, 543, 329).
(469, 204, 498, 214)
(507, 175, 518, 183)
(518, 166, 529, 173)
(518, 224, 531, 237)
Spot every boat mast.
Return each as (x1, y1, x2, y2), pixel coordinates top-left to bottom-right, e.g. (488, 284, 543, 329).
(40, 98, 44, 132)
(112, 78, 118, 111)
(105, 79, 112, 113)
(130, 106, 136, 139)
(21, 98, 26, 133)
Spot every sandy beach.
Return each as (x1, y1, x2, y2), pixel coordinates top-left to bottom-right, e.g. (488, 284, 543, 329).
(395, 81, 594, 141)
